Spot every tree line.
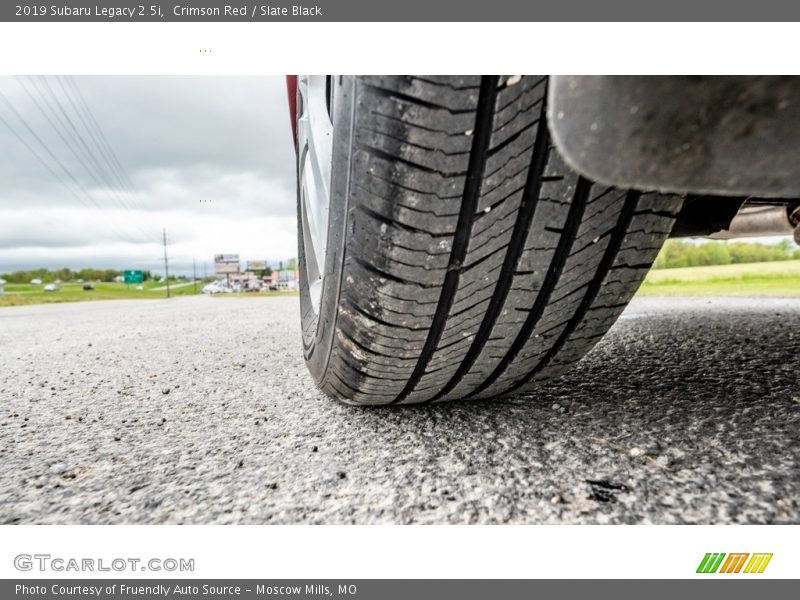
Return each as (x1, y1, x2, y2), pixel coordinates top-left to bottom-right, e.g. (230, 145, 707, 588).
(652, 239, 800, 269)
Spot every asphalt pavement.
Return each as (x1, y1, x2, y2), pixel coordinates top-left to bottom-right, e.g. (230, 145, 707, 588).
(1, 295, 798, 524)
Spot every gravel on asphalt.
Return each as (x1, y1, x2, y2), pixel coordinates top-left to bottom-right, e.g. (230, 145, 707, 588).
(0, 295, 797, 524)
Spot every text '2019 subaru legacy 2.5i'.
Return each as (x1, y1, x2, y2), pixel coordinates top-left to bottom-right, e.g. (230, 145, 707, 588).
(289, 75, 800, 405)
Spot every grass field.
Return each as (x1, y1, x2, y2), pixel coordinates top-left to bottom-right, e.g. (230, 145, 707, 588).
(0, 280, 300, 307)
(0, 280, 205, 307)
(639, 260, 800, 296)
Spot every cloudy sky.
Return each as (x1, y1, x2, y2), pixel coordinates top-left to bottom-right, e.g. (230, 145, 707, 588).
(0, 76, 297, 275)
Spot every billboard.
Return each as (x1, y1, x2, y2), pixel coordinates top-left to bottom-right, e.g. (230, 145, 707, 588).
(214, 254, 240, 274)
(246, 260, 268, 272)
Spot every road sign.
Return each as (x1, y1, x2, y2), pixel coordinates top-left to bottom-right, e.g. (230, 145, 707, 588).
(123, 270, 144, 284)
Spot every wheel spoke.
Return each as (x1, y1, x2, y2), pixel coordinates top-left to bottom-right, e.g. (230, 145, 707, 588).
(298, 75, 334, 314)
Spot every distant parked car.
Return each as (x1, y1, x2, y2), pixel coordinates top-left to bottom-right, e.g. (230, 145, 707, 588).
(30, 278, 42, 285)
(202, 282, 227, 294)
(43, 283, 59, 292)
(83, 284, 94, 291)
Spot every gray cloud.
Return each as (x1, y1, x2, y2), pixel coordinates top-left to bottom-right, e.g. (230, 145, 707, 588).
(0, 76, 297, 274)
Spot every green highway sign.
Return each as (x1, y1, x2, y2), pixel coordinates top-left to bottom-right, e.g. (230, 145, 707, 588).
(123, 270, 144, 284)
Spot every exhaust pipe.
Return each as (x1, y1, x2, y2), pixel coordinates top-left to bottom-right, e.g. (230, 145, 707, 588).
(794, 206, 800, 246)
(709, 205, 798, 241)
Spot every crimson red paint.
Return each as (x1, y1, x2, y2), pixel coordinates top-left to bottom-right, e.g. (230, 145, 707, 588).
(286, 75, 298, 148)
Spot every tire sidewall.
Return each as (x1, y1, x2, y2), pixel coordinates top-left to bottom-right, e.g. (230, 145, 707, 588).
(298, 76, 356, 384)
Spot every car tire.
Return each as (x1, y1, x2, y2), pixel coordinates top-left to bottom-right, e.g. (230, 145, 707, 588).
(297, 75, 682, 405)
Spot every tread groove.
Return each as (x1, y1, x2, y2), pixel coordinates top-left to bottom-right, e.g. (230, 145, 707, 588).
(390, 76, 500, 405)
(357, 142, 467, 177)
(428, 92, 551, 402)
(362, 81, 477, 115)
(464, 177, 592, 400)
(500, 190, 642, 396)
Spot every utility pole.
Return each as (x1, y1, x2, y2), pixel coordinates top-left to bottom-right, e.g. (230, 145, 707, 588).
(162, 228, 171, 299)
(193, 257, 197, 293)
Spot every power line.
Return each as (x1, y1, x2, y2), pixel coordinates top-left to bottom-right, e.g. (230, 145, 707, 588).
(38, 76, 122, 195)
(53, 77, 156, 243)
(64, 76, 138, 191)
(21, 77, 154, 241)
(0, 89, 104, 213)
(33, 76, 139, 214)
(17, 77, 124, 206)
(0, 108, 150, 247)
(0, 110, 83, 232)
(56, 76, 148, 216)
(0, 88, 152, 246)
(62, 77, 136, 190)
(56, 76, 130, 195)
